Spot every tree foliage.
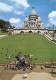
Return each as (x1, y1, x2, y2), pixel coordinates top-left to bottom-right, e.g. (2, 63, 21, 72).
(0, 19, 11, 32)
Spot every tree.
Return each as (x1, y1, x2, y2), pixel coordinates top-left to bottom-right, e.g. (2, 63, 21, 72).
(0, 19, 6, 28)
(0, 19, 11, 32)
(10, 25, 15, 29)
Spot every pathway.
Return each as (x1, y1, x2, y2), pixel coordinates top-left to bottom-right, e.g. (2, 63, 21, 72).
(0, 35, 8, 39)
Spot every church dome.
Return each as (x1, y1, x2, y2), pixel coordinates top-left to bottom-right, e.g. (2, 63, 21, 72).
(25, 15, 28, 22)
(38, 15, 41, 21)
(30, 6, 37, 16)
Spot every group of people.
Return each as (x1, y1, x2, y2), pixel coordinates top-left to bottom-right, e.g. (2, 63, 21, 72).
(5, 52, 33, 71)
(15, 52, 33, 71)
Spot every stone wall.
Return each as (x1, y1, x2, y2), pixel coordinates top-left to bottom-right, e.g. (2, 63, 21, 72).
(11, 29, 48, 35)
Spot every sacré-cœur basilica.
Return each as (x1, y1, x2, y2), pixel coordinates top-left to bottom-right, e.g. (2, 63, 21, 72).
(8, 6, 54, 35)
(23, 6, 44, 29)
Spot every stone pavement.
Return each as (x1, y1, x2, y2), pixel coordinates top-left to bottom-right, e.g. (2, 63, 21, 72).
(0, 35, 8, 39)
(48, 34, 56, 40)
(11, 72, 56, 80)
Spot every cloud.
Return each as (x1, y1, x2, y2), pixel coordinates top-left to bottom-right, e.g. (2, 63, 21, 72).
(0, 2, 13, 12)
(45, 23, 50, 27)
(10, 0, 30, 9)
(45, 11, 56, 28)
(14, 10, 24, 15)
(9, 18, 21, 23)
(45, 22, 52, 28)
(48, 11, 56, 25)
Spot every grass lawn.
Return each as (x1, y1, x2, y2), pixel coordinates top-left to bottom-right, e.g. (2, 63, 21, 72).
(0, 33, 56, 64)
(49, 33, 56, 35)
(0, 32, 7, 35)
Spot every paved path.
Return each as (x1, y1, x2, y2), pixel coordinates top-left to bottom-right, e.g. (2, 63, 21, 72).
(11, 72, 56, 80)
(48, 34, 56, 40)
(44, 34, 56, 44)
(0, 35, 8, 39)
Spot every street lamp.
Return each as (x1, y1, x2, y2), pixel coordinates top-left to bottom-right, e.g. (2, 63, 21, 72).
(53, 25, 54, 29)
(53, 25, 55, 37)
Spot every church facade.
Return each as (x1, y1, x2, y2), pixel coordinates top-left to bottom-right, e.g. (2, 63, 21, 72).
(23, 6, 44, 29)
(8, 6, 52, 35)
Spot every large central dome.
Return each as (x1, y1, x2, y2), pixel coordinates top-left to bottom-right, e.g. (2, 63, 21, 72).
(30, 6, 37, 16)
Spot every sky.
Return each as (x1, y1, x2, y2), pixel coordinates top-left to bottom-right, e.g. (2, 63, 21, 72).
(0, 0, 56, 28)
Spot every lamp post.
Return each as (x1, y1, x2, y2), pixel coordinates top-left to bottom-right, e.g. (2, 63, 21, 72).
(52, 25, 55, 37)
(53, 25, 54, 29)
(48, 27, 50, 33)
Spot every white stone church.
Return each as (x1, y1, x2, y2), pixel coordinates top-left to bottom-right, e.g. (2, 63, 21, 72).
(8, 6, 54, 35)
(23, 6, 44, 29)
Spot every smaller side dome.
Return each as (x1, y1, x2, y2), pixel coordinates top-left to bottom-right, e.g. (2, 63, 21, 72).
(25, 15, 28, 22)
(38, 15, 41, 21)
